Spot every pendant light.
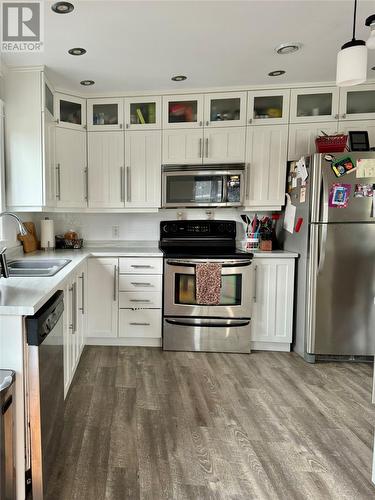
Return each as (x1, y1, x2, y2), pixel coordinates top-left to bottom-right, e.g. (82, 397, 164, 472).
(336, 0, 367, 87)
(365, 15, 375, 49)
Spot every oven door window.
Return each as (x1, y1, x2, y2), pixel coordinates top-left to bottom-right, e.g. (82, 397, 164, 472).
(175, 274, 242, 305)
(166, 175, 224, 204)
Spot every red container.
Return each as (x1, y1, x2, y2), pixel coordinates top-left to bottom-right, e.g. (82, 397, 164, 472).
(315, 134, 348, 153)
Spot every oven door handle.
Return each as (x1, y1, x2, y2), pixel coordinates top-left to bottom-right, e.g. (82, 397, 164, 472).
(166, 259, 252, 267)
(165, 318, 250, 328)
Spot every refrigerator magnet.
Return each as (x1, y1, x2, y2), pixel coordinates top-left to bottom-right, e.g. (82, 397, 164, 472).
(329, 184, 351, 208)
(332, 156, 355, 177)
(300, 186, 306, 203)
(356, 159, 375, 178)
(354, 183, 374, 198)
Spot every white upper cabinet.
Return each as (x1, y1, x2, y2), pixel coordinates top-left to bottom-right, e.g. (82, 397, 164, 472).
(162, 94, 204, 129)
(55, 128, 87, 208)
(288, 122, 339, 161)
(290, 87, 339, 123)
(162, 129, 203, 164)
(87, 98, 124, 131)
(245, 125, 288, 210)
(339, 84, 375, 121)
(203, 127, 246, 164)
(204, 92, 247, 127)
(125, 130, 162, 208)
(124, 96, 161, 130)
(56, 93, 86, 130)
(247, 89, 290, 125)
(87, 131, 125, 208)
(43, 110, 56, 208)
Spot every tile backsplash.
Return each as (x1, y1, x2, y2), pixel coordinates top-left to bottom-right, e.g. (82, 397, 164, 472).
(31, 209, 266, 243)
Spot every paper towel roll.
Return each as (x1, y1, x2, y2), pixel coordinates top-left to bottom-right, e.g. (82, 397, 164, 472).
(40, 218, 55, 249)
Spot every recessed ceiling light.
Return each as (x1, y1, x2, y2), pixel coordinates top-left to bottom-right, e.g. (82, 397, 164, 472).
(68, 47, 86, 56)
(51, 2, 74, 13)
(268, 70, 286, 77)
(171, 75, 187, 82)
(275, 42, 302, 55)
(80, 80, 95, 86)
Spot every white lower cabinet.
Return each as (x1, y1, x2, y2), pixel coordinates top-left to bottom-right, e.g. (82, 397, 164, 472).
(87, 258, 118, 338)
(244, 125, 288, 211)
(250, 258, 295, 351)
(119, 309, 162, 338)
(288, 122, 339, 161)
(118, 257, 162, 344)
(63, 261, 87, 397)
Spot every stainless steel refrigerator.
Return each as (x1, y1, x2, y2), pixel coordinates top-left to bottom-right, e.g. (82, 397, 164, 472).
(282, 152, 375, 362)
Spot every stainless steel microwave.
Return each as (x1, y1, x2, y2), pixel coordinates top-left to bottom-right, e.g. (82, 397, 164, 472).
(162, 164, 245, 208)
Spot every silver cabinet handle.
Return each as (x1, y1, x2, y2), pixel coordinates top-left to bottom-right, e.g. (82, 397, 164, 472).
(199, 138, 202, 158)
(205, 137, 209, 158)
(79, 272, 85, 314)
(205, 120, 209, 126)
(84, 167, 88, 201)
(130, 322, 151, 326)
(334, 114, 339, 120)
(119, 123, 123, 129)
(126, 166, 131, 202)
(342, 113, 346, 119)
(126, 123, 129, 129)
(245, 163, 250, 200)
(120, 166, 125, 202)
(56, 163, 61, 200)
(253, 265, 257, 303)
(199, 121, 203, 127)
(69, 283, 77, 333)
(130, 299, 151, 303)
(113, 265, 117, 301)
(130, 265, 152, 268)
(249, 118, 253, 124)
(130, 282, 152, 286)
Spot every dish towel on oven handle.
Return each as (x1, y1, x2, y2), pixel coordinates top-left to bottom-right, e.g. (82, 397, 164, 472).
(195, 262, 222, 305)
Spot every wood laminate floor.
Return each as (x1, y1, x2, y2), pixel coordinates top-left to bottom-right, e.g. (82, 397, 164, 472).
(48, 347, 375, 500)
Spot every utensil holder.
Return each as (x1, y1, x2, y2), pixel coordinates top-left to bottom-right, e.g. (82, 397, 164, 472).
(245, 233, 259, 251)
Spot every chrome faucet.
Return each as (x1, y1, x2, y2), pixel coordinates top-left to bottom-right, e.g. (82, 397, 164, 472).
(0, 212, 28, 278)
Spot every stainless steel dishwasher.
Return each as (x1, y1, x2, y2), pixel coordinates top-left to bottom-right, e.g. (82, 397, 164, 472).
(26, 291, 64, 500)
(0, 369, 16, 500)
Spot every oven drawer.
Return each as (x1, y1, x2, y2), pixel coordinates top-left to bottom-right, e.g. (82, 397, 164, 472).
(119, 291, 162, 309)
(119, 309, 161, 338)
(119, 275, 162, 292)
(163, 317, 251, 353)
(119, 258, 162, 275)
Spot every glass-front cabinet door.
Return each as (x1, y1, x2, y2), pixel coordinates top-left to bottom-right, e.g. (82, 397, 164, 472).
(124, 96, 161, 130)
(290, 87, 339, 123)
(87, 98, 124, 131)
(162, 94, 204, 129)
(56, 93, 86, 130)
(247, 90, 290, 125)
(339, 84, 375, 121)
(204, 92, 247, 127)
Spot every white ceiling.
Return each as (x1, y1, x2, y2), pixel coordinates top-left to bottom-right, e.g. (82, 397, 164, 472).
(3, 0, 375, 94)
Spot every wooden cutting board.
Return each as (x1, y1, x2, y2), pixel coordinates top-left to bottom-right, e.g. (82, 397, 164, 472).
(17, 222, 39, 253)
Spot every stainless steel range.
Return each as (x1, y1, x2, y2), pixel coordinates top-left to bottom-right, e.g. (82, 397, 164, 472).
(159, 220, 253, 353)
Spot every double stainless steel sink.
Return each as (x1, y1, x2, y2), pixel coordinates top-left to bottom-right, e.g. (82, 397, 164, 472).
(7, 259, 71, 277)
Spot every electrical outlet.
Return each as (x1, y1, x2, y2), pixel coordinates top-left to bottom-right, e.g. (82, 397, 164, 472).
(112, 225, 119, 239)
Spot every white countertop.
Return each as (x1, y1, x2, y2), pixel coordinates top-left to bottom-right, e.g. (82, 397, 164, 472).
(0, 245, 162, 316)
(0, 244, 296, 316)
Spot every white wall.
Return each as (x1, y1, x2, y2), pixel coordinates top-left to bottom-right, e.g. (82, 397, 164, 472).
(31, 209, 266, 245)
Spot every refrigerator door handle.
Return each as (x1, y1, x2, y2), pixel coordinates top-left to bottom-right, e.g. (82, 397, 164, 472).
(318, 223, 328, 273)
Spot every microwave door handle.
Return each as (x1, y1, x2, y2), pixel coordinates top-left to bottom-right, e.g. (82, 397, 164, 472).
(222, 176, 228, 204)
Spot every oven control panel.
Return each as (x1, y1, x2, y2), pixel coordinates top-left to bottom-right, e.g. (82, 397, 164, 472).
(160, 220, 236, 238)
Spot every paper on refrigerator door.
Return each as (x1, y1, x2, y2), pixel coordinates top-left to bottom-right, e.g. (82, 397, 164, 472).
(296, 157, 308, 182)
(283, 193, 296, 233)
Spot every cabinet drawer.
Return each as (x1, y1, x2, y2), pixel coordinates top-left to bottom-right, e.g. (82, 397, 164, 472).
(119, 257, 162, 274)
(119, 309, 161, 338)
(119, 291, 162, 309)
(118, 274, 162, 292)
